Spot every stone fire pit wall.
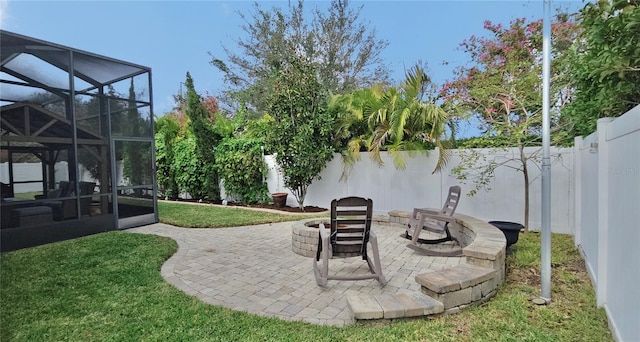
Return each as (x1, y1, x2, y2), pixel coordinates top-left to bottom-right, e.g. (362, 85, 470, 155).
(291, 218, 326, 257)
(291, 217, 393, 257)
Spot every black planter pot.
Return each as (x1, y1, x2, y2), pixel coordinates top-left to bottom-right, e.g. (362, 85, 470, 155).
(488, 221, 523, 248)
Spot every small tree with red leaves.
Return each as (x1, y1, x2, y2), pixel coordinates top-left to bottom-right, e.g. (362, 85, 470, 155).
(444, 15, 578, 232)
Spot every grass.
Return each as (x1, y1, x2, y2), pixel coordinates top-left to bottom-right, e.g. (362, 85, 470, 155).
(0, 204, 613, 341)
(11, 191, 42, 200)
(158, 200, 326, 228)
(441, 232, 613, 341)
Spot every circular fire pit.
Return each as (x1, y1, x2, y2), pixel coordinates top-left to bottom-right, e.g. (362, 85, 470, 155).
(291, 219, 328, 257)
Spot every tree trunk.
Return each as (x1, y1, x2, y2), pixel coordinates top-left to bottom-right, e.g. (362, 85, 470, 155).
(519, 144, 530, 233)
(293, 186, 306, 211)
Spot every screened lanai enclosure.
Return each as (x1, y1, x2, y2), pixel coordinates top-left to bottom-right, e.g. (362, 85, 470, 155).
(0, 30, 158, 251)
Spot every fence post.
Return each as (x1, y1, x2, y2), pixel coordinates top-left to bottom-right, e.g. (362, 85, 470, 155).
(573, 136, 583, 248)
(596, 117, 614, 306)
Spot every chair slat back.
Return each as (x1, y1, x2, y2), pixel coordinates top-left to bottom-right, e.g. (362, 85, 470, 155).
(440, 185, 461, 216)
(330, 197, 372, 257)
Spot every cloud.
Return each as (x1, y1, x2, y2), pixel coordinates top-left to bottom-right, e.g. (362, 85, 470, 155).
(220, 2, 231, 16)
(0, 0, 9, 26)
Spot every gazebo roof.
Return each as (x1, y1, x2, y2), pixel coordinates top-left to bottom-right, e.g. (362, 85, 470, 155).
(1, 103, 106, 149)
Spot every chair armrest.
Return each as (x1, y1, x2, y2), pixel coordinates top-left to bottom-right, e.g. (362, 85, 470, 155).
(415, 213, 456, 234)
(319, 223, 330, 240)
(419, 212, 457, 224)
(318, 223, 332, 259)
(412, 207, 439, 218)
(369, 230, 378, 243)
(409, 208, 439, 227)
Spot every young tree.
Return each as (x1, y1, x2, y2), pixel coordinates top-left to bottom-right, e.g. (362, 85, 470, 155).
(443, 16, 578, 232)
(562, 0, 640, 137)
(266, 52, 335, 210)
(210, 0, 389, 116)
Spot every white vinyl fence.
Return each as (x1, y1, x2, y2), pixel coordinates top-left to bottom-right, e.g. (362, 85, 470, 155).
(266, 147, 574, 234)
(0, 162, 69, 193)
(574, 105, 640, 342)
(0, 161, 122, 194)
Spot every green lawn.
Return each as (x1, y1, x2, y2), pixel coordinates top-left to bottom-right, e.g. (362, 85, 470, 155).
(11, 191, 42, 200)
(158, 200, 326, 228)
(0, 203, 613, 341)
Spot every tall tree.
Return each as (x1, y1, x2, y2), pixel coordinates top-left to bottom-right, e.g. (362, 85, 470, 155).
(443, 16, 578, 232)
(183, 72, 222, 201)
(210, 0, 389, 116)
(311, 0, 389, 93)
(562, 0, 640, 137)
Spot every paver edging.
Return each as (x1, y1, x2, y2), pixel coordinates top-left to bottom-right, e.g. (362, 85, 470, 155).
(416, 264, 498, 310)
(388, 211, 506, 269)
(375, 211, 507, 315)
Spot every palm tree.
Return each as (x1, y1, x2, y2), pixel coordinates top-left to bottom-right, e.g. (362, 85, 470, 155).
(332, 64, 450, 174)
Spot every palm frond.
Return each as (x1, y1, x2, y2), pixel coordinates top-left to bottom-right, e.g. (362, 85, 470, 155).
(342, 63, 453, 172)
(368, 121, 391, 166)
(432, 141, 452, 174)
(388, 143, 407, 170)
(390, 107, 411, 144)
(338, 136, 368, 181)
(347, 137, 364, 158)
(370, 122, 391, 149)
(403, 65, 426, 100)
(367, 107, 387, 130)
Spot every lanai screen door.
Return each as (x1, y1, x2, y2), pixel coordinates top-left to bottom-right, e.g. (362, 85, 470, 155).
(106, 73, 157, 229)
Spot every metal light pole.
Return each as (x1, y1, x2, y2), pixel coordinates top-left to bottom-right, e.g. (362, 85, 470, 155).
(539, 0, 552, 304)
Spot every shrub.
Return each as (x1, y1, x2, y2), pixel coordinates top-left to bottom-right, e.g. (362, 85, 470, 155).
(214, 137, 270, 204)
(155, 114, 182, 199)
(172, 133, 209, 199)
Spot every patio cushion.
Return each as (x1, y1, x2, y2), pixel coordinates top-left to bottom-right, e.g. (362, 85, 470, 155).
(11, 206, 53, 227)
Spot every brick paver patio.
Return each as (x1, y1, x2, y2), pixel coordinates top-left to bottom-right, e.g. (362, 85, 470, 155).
(129, 220, 464, 326)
